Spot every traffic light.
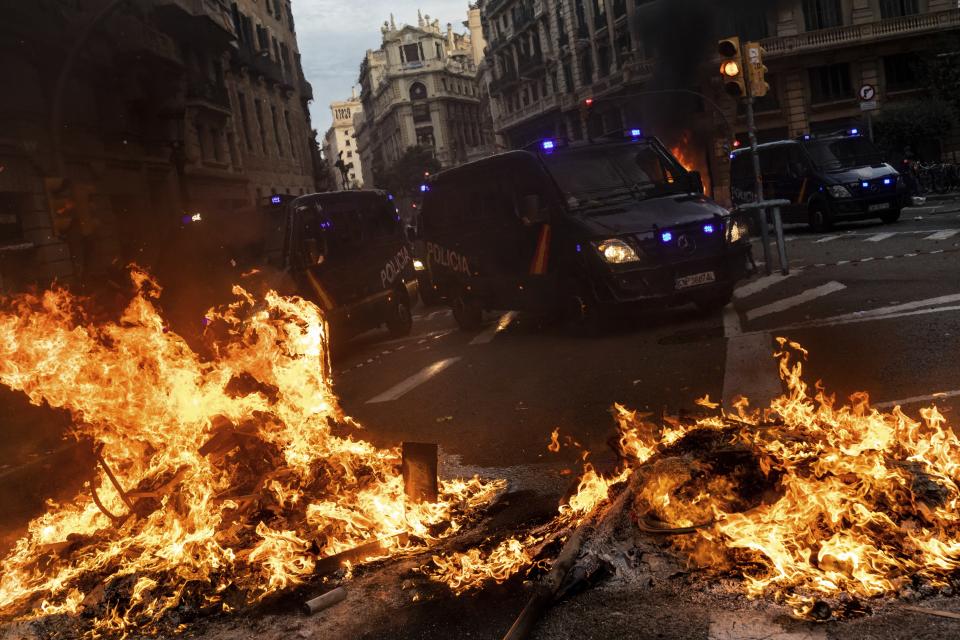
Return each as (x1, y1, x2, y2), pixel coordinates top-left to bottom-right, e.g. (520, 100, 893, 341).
(718, 37, 746, 98)
(746, 41, 769, 98)
(579, 97, 594, 124)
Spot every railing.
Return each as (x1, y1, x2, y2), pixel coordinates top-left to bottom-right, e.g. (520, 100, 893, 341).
(495, 93, 560, 131)
(761, 8, 960, 58)
(154, 0, 236, 38)
(114, 18, 182, 66)
(186, 80, 231, 111)
(518, 54, 544, 76)
(489, 67, 520, 94)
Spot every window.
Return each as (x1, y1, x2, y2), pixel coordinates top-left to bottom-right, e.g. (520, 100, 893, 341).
(271, 105, 283, 156)
(803, 0, 842, 31)
(256, 24, 269, 51)
(808, 63, 852, 104)
(435, 42, 443, 59)
(345, 138, 351, 147)
(254, 99, 267, 151)
(880, 0, 918, 18)
(413, 103, 431, 123)
(416, 126, 435, 148)
(237, 92, 252, 150)
(409, 82, 428, 101)
(402, 43, 422, 63)
(284, 110, 297, 158)
(347, 151, 352, 158)
(884, 53, 921, 92)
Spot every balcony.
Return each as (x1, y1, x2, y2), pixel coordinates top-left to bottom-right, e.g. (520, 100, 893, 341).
(495, 94, 560, 132)
(233, 46, 290, 86)
(518, 54, 545, 77)
(488, 68, 520, 95)
(153, 0, 236, 45)
(300, 77, 314, 101)
(114, 16, 183, 67)
(761, 8, 960, 59)
(186, 80, 231, 114)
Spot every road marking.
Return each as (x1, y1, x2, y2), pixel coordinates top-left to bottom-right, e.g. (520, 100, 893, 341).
(366, 358, 461, 404)
(756, 303, 960, 336)
(780, 293, 960, 328)
(925, 229, 959, 241)
(864, 232, 897, 242)
(814, 235, 843, 243)
(745, 281, 846, 321)
(860, 257, 874, 262)
(469, 311, 518, 345)
(709, 612, 826, 640)
(875, 390, 960, 409)
(734, 273, 795, 300)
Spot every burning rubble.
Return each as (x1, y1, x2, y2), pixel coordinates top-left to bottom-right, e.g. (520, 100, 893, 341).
(427, 339, 960, 622)
(0, 270, 500, 637)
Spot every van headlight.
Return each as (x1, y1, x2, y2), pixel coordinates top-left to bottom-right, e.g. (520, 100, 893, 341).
(828, 185, 852, 198)
(595, 238, 642, 264)
(413, 258, 426, 271)
(727, 220, 749, 244)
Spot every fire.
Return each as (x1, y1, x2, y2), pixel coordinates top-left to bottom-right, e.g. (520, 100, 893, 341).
(430, 339, 960, 618)
(670, 131, 712, 195)
(0, 270, 499, 636)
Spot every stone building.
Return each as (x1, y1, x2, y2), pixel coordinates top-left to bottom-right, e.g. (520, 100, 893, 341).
(0, 0, 317, 293)
(478, 0, 960, 203)
(322, 92, 364, 189)
(355, 9, 495, 187)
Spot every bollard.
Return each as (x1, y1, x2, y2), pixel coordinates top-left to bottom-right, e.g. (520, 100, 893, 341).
(771, 206, 789, 275)
(401, 442, 438, 503)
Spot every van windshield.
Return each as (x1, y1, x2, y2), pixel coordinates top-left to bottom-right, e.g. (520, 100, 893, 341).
(802, 137, 884, 171)
(542, 145, 686, 206)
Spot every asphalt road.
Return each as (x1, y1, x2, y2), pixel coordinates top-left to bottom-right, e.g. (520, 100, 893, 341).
(334, 203, 960, 472)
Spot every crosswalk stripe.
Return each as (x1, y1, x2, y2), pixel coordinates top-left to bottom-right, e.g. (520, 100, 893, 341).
(733, 273, 794, 300)
(745, 281, 846, 321)
(925, 230, 960, 241)
(366, 358, 461, 403)
(814, 235, 843, 243)
(469, 312, 517, 345)
(865, 232, 897, 242)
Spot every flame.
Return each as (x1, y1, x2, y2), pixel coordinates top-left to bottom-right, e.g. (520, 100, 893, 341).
(430, 339, 960, 616)
(547, 428, 560, 453)
(0, 270, 499, 635)
(670, 131, 712, 195)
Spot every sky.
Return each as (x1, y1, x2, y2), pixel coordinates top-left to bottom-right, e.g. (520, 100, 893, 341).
(292, 1, 473, 137)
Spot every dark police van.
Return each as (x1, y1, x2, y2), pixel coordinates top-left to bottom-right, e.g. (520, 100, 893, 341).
(284, 190, 418, 340)
(730, 132, 908, 231)
(419, 135, 753, 331)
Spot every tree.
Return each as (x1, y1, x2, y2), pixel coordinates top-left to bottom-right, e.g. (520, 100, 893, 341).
(873, 99, 954, 162)
(374, 146, 441, 197)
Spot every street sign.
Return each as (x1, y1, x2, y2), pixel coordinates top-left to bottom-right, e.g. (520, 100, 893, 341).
(859, 84, 876, 101)
(860, 100, 879, 111)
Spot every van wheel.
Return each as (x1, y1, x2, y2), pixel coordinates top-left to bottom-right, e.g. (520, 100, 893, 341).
(809, 203, 833, 232)
(563, 287, 606, 337)
(881, 207, 901, 224)
(386, 295, 413, 337)
(452, 294, 482, 331)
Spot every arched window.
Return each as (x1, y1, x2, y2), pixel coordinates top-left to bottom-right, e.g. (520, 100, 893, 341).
(409, 82, 427, 101)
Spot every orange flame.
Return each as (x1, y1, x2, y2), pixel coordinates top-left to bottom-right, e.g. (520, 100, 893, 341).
(670, 131, 712, 195)
(0, 270, 500, 635)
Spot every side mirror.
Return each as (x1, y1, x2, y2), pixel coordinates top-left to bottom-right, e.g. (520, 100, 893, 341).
(687, 171, 705, 195)
(521, 194, 548, 224)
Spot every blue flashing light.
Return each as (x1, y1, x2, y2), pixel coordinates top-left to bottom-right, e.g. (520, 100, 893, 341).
(661, 231, 673, 244)
(630, 128, 642, 137)
(575, 243, 582, 253)
(271, 195, 282, 205)
(803, 134, 812, 141)
(703, 224, 715, 235)
(883, 177, 893, 186)
(849, 128, 860, 136)
(542, 139, 556, 151)
(420, 184, 430, 193)
(388, 194, 394, 201)
(861, 181, 870, 189)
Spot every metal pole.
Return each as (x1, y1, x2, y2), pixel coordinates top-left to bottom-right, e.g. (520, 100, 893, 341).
(745, 93, 772, 276)
(772, 206, 789, 275)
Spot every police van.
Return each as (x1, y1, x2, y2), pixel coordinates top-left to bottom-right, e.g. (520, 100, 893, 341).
(284, 190, 418, 340)
(730, 131, 908, 231)
(419, 134, 753, 331)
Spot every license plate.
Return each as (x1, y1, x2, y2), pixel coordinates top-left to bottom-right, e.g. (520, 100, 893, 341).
(676, 271, 716, 290)
(868, 203, 891, 212)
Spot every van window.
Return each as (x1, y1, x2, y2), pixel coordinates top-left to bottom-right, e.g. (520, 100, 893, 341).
(731, 153, 753, 184)
(543, 144, 683, 201)
(360, 198, 399, 239)
(759, 146, 791, 178)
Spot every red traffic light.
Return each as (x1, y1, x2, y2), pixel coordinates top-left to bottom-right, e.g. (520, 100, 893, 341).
(584, 98, 594, 106)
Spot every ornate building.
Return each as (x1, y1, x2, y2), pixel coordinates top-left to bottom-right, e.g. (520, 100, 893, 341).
(322, 91, 364, 190)
(355, 10, 495, 187)
(0, 0, 317, 292)
(478, 0, 960, 203)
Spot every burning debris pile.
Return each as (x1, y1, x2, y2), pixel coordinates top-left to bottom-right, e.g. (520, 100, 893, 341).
(429, 339, 960, 620)
(0, 271, 499, 637)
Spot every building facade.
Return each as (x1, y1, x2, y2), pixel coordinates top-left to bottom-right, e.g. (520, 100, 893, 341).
(478, 0, 960, 203)
(323, 92, 364, 189)
(0, 0, 317, 293)
(356, 10, 495, 187)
